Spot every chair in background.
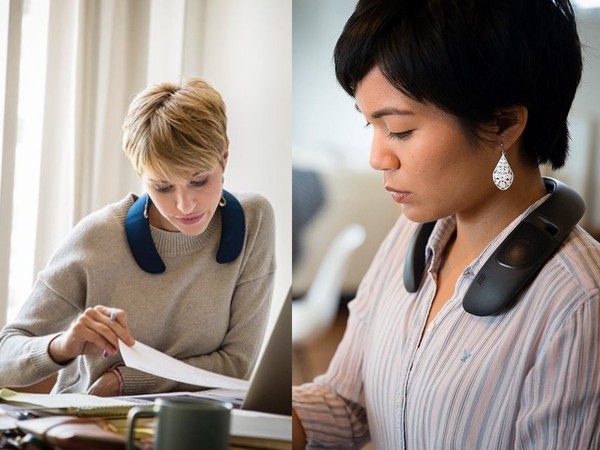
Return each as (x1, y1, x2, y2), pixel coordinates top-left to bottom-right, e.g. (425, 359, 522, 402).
(292, 224, 366, 347)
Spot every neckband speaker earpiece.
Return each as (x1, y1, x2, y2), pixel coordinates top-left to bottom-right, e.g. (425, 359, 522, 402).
(403, 177, 585, 316)
(125, 190, 246, 274)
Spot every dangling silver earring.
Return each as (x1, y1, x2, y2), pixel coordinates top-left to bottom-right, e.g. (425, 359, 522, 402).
(143, 195, 150, 219)
(492, 143, 514, 190)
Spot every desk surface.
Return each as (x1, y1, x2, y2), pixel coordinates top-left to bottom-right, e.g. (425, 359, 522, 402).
(1, 409, 291, 450)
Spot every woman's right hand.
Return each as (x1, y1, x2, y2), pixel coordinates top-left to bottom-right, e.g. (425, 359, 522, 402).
(48, 305, 136, 364)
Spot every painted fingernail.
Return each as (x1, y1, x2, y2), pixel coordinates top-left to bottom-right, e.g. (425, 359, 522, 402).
(103, 350, 109, 358)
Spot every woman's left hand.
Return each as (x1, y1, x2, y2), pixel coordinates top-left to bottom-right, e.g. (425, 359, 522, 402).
(87, 370, 121, 397)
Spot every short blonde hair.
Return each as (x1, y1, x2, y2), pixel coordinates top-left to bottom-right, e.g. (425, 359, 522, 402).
(122, 78, 228, 179)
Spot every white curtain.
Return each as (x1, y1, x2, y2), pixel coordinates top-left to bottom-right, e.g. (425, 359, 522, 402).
(34, 0, 149, 275)
(0, 0, 292, 327)
(0, 0, 23, 326)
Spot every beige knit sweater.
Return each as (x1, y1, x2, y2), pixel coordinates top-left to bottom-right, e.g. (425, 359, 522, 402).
(0, 192, 276, 395)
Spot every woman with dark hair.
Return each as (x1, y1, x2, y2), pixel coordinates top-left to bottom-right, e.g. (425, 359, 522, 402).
(292, 1, 599, 449)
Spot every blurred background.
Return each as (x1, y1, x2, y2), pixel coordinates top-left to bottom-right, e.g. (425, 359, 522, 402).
(292, 0, 600, 387)
(0, 0, 291, 342)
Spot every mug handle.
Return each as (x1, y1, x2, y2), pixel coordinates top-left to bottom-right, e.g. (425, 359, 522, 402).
(127, 406, 156, 450)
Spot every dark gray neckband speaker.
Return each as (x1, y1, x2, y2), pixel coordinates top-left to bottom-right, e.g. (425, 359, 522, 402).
(403, 177, 585, 316)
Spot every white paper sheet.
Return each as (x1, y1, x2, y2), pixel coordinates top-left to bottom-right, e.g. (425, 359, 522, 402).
(119, 340, 250, 391)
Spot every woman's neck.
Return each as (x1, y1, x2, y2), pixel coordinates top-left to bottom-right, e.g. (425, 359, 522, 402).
(452, 168, 547, 263)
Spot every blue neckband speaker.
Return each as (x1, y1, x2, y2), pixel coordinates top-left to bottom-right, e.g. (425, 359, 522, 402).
(403, 177, 585, 316)
(125, 190, 246, 274)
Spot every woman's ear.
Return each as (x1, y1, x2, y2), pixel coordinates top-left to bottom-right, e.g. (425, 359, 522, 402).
(495, 105, 528, 149)
(222, 144, 230, 170)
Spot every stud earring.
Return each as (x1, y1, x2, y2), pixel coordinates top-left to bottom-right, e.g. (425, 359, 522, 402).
(492, 143, 514, 190)
(143, 195, 150, 219)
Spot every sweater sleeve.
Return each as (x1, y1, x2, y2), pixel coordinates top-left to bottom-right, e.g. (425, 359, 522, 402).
(0, 206, 98, 388)
(0, 200, 119, 391)
(0, 279, 82, 387)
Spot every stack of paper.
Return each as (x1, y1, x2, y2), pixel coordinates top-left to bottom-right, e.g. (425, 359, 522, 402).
(119, 340, 250, 391)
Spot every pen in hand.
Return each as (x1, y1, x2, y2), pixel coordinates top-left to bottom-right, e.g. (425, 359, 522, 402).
(103, 308, 117, 359)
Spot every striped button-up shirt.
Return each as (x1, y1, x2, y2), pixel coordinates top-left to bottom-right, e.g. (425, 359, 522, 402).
(293, 203, 600, 449)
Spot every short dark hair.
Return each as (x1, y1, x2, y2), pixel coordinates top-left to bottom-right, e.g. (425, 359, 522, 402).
(334, 0, 582, 169)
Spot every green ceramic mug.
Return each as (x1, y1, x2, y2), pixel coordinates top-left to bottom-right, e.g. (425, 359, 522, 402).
(127, 398, 232, 450)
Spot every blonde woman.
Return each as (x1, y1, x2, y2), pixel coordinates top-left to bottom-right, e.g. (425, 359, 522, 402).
(0, 79, 275, 396)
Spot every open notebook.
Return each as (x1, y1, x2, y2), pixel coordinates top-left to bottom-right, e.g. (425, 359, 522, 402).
(0, 388, 151, 418)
